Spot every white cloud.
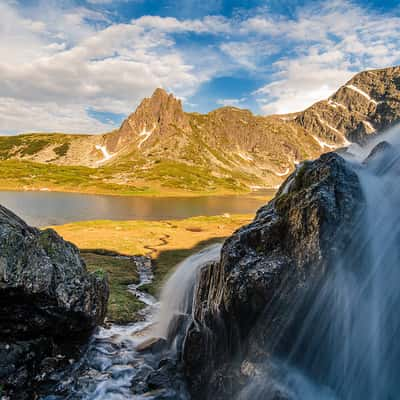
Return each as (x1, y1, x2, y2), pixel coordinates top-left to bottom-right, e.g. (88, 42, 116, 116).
(220, 41, 277, 70)
(0, 97, 115, 134)
(251, 0, 400, 114)
(254, 47, 353, 114)
(87, 0, 134, 3)
(216, 98, 247, 107)
(133, 15, 232, 34)
(1, 0, 400, 134)
(0, 2, 217, 134)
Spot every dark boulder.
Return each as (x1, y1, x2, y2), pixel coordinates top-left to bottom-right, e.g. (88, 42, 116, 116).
(0, 204, 109, 399)
(182, 153, 364, 399)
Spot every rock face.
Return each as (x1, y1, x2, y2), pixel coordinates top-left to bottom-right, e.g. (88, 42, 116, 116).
(0, 205, 109, 399)
(0, 66, 399, 193)
(296, 66, 400, 146)
(105, 88, 191, 154)
(182, 153, 364, 399)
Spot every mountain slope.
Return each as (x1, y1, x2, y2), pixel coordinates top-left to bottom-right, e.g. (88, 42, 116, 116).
(1, 66, 399, 195)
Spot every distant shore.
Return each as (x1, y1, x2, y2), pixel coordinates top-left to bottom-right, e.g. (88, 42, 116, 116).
(0, 182, 276, 198)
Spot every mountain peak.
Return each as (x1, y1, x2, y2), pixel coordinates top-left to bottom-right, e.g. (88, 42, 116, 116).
(151, 87, 170, 99)
(113, 88, 189, 150)
(141, 87, 183, 113)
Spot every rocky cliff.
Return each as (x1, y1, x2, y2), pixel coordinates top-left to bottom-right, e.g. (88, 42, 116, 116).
(0, 66, 399, 193)
(0, 205, 109, 399)
(296, 67, 400, 145)
(181, 152, 365, 399)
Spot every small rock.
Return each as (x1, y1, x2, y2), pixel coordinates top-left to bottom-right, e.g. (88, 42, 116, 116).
(136, 337, 167, 354)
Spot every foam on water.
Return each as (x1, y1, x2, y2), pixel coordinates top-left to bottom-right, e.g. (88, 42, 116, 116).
(43, 246, 222, 399)
(154, 243, 222, 339)
(236, 125, 400, 399)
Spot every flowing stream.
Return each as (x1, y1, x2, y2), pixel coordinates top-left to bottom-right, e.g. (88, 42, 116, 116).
(42, 128, 400, 400)
(43, 246, 222, 400)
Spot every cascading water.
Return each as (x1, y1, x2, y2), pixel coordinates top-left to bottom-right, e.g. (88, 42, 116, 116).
(154, 243, 222, 341)
(235, 128, 400, 400)
(41, 129, 400, 400)
(42, 245, 222, 400)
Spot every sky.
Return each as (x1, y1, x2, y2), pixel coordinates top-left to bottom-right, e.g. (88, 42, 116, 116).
(1, 0, 400, 134)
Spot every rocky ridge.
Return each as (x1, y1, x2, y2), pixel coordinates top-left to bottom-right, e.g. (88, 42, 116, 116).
(0, 66, 400, 192)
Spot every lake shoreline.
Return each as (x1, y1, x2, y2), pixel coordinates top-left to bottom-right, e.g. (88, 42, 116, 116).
(0, 189, 273, 226)
(0, 182, 276, 198)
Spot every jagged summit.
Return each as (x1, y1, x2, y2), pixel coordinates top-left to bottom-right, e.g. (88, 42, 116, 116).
(1, 66, 399, 193)
(296, 66, 400, 146)
(123, 87, 187, 132)
(105, 88, 189, 153)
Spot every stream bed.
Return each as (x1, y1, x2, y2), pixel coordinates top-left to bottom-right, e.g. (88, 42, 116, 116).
(43, 246, 222, 400)
(42, 256, 165, 400)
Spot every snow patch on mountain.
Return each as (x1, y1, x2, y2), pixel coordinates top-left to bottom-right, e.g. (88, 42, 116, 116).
(95, 145, 114, 164)
(345, 84, 379, 105)
(138, 124, 156, 148)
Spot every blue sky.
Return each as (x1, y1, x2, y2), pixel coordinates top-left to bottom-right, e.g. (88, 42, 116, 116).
(1, 0, 400, 134)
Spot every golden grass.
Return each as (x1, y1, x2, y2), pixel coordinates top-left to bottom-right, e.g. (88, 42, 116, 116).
(51, 215, 254, 322)
(52, 215, 253, 259)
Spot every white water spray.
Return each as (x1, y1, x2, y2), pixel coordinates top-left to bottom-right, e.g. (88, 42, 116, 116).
(237, 125, 400, 399)
(154, 244, 222, 339)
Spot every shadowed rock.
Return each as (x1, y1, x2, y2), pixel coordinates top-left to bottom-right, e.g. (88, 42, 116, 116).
(182, 153, 364, 399)
(0, 204, 109, 399)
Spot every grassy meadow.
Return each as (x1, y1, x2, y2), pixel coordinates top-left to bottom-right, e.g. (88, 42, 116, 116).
(0, 158, 255, 197)
(52, 215, 253, 323)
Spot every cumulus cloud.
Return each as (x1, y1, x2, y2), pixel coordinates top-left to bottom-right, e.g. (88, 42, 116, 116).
(249, 0, 400, 114)
(0, 2, 217, 134)
(254, 51, 354, 114)
(0, 97, 115, 134)
(1, 0, 400, 134)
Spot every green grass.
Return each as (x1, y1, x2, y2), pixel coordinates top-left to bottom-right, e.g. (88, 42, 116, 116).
(0, 157, 257, 196)
(53, 142, 70, 157)
(82, 251, 144, 324)
(0, 133, 81, 160)
(81, 240, 227, 322)
(52, 215, 256, 322)
(137, 159, 248, 192)
(20, 139, 50, 156)
(0, 159, 156, 196)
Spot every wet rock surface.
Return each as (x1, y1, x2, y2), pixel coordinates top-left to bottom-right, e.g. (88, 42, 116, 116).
(38, 251, 190, 400)
(0, 204, 109, 399)
(182, 153, 365, 399)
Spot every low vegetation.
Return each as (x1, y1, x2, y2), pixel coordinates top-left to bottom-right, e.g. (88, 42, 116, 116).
(82, 251, 142, 323)
(52, 215, 254, 323)
(0, 159, 157, 196)
(0, 133, 82, 160)
(0, 158, 256, 196)
(53, 142, 70, 157)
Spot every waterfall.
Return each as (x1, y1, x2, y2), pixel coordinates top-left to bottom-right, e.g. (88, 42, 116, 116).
(235, 127, 400, 400)
(154, 243, 222, 341)
(42, 246, 223, 400)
